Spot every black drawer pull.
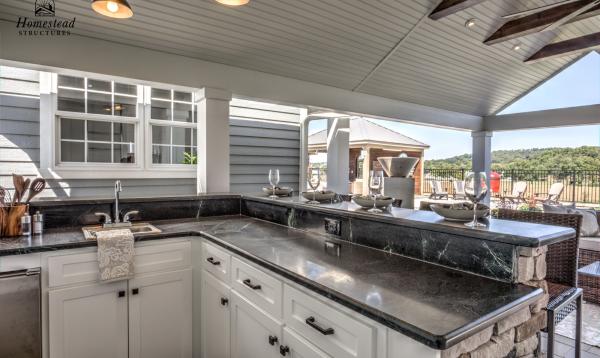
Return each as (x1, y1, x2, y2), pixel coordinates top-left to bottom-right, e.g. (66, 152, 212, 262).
(279, 345, 289, 356)
(268, 335, 278, 346)
(305, 316, 334, 335)
(206, 257, 221, 266)
(221, 297, 229, 306)
(242, 279, 261, 290)
(118, 290, 126, 298)
(132, 288, 139, 295)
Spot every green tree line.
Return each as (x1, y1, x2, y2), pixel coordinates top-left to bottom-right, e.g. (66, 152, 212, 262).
(425, 146, 600, 171)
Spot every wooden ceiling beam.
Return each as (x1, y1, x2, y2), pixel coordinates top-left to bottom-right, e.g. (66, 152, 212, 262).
(525, 32, 600, 62)
(429, 0, 488, 20)
(485, 0, 600, 45)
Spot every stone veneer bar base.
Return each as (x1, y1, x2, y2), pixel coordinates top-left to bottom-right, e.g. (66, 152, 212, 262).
(442, 246, 549, 358)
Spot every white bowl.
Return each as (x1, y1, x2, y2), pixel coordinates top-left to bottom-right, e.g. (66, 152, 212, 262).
(430, 203, 489, 222)
(352, 195, 394, 209)
(301, 190, 336, 202)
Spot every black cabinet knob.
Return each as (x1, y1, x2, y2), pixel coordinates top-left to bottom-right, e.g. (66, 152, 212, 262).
(221, 297, 229, 306)
(118, 290, 126, 298)
(279, 345, 289, 356)
(132, 288, 139, 295)
(268, 335, 278, 346)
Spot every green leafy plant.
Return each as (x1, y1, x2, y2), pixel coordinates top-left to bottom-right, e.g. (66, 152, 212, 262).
(183, 151, 197, 165)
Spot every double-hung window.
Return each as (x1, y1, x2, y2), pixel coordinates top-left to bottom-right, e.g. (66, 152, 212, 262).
(148, 88, 197, 165)
(56, 75, 140, 166)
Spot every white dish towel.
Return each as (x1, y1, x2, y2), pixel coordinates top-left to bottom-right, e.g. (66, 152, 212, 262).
(96, 229, 135, 282)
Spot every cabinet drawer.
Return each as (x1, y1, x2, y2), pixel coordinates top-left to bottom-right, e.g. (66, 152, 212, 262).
(284, 285, 375, 358)
(231, 257, 282, 320)
(282, 327, 332, 358)
(202, 242, 231, 284)
(48, 240, 191, 288)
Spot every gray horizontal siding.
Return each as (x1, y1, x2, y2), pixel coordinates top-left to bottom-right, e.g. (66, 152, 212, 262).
(229, 103, 301, 194)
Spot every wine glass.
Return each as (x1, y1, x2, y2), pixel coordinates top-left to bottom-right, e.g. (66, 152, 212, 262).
(368, 170, 383, 213)
(307, 167, 321, 204)
(268, 169, 280, 199)
(464, 171, 488, 227)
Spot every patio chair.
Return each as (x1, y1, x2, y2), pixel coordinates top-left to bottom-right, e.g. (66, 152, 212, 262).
(452, 180, 467, 200)
(535, 182, 564, 205)
(500, 181, 528, 205)
(496, 209, 583, 358)
(429, 180, 448, 200)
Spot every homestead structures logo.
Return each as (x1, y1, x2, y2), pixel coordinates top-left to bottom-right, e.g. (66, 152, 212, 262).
(16, 0, 76, 36)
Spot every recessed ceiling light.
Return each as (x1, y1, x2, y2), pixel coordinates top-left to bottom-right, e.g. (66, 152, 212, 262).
(465, 18, 477, 28)
(91, 0, 133, 18)
(512, 43, 522, 51)
(215, 0, 250, 6)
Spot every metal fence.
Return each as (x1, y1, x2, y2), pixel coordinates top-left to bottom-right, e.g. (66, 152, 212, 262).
(423, 169, 600, 204)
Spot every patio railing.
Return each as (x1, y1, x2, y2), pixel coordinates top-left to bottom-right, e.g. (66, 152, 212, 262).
(423, 169, 600, 204)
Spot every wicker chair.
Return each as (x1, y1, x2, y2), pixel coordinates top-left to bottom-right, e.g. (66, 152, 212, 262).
(496, 209, 583, 358)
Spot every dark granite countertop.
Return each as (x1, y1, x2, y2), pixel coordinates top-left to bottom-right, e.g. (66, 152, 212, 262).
(0, 215, 542, 350)
(242, 194, 575, 247)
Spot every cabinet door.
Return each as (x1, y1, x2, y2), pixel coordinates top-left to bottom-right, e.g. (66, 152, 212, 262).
(230, 291, 281, 358)
(129, 269, 192, 358)
(201, 271, 231, 358)
(48, 281, 128, 358)
(281, 328, 332, 358)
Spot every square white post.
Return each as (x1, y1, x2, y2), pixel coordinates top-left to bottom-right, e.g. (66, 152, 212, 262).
(196, 88, 232, 193)
(326, 118, 350, 194)
(471, 131, 493, 204)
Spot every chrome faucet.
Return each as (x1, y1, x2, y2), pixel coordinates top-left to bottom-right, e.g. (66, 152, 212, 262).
(94, 180, 139, 228)
(114, 180, 122, 224)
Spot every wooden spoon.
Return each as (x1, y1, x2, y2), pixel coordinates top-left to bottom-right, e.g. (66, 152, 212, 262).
(11, 174, 25, 204)
(25, 178, 46, 203)
(21, 178, 31, 204)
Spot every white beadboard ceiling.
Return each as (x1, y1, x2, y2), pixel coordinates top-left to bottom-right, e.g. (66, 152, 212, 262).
(1, 0, 598, 116)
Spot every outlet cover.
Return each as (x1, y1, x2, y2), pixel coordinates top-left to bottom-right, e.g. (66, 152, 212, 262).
(324, 218, 342, 236)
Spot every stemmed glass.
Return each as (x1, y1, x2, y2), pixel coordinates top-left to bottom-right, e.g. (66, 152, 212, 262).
(307, 167, 321, 204)
(268, 169, 280, 199)
(464, 171, 488, 227)
(368, 170, 383, 213)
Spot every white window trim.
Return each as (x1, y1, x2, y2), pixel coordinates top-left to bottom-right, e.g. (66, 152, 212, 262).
(39, 72, 198, 179)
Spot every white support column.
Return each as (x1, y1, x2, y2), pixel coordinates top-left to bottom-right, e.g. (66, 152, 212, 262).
(196, 88, 232, 194)
(299, 109, 309, 192)
(471, 131, 493, 204)
(326, 118, 350, 194)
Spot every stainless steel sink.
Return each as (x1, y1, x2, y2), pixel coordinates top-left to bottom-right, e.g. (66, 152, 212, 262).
(82, 223, 161, 240)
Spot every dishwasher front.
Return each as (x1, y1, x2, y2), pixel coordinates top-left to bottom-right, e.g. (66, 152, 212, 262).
(0, 267, 42, 358)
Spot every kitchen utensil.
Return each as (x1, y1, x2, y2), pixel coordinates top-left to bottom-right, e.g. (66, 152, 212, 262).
(22, 178, 31, 203)
(0, 186, 10, 207)
(11, 174, 25, 204)
(24, 178, 46, 203)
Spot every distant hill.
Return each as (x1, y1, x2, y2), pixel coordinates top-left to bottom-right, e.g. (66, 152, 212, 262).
(425, 146, 600, 171)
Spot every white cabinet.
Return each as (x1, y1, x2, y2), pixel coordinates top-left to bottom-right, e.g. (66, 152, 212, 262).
(46, 239, 193, 358)
(201, 272, 231, 358)
(129, 269, 192, 358)
(48, 281, 129, 358)
(230, 291, 282, 358)
(280, 327, 332, 358)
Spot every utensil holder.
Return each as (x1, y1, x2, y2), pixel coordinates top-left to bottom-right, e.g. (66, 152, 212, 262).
(0, 204, 29, 237)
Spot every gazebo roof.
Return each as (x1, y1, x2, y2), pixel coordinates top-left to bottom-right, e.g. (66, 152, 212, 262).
(308, 118, 429, 150)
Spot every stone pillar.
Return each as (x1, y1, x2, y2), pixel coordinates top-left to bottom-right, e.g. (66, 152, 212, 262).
(471, 131, 493, 204)
(326, 118, 350, 194)
(196, 88, 232, 193)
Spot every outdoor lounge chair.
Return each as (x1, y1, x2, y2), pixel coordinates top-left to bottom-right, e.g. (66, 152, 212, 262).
(429, 180, 448, 200)
(452, 180, 467, 200)
(500, 181, 528, 205)
(496, 209, 583, 358)
(535, 182, 565, 205)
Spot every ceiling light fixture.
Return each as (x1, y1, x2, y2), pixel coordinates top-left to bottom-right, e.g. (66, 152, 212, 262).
(465, 18, 477, 28)
(215, 0, 250, 6)
(512, 43, 522, 51)
(91, 0, 133, 18)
